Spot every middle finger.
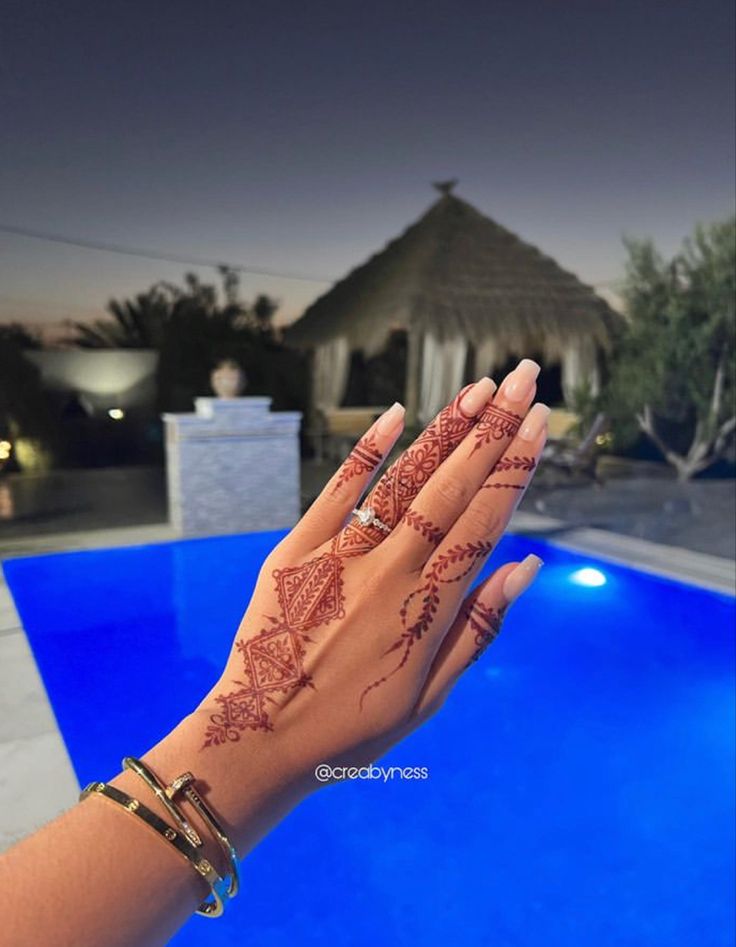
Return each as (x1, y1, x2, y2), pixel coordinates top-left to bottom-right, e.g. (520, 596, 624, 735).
(388, 358, 540, 571)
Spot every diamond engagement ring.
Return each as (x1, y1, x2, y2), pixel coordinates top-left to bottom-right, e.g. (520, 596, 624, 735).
(351, 506, 391, 533)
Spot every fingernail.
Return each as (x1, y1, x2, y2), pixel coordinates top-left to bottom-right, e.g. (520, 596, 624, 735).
(518, 403, 551, 442)
(459, 377, 496, 416)
(503, 554, 543, 604)
(376, 401, 406, 435)
(499, 359, 540, 403)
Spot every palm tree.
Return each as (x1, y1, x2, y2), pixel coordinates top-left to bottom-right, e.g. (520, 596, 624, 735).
(71, 286, 172, 348)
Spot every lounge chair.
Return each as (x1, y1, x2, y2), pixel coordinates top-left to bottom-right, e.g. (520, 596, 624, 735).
(542, 411, 608, 482)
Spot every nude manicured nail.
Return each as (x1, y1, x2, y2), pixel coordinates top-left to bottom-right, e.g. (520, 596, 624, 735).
(376, 401, 406, 435)
(503, 554, 543, 604)
(499, 359, 540, 402)
(518, 403, 551, 442)
(459, 377, 496, 416)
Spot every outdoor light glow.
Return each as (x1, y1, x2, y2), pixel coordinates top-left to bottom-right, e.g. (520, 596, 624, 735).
(570, 567, 607, 587)
(108, 408, 125, 421)
(0, 439, 11, 459)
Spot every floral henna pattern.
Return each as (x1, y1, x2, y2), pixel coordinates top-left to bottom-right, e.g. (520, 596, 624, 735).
(470, 404, 523, 454)
(339, 390, 478, 556)
(371, 391, 477, 524)
(203, 551, 345, 746)
(332, 434, 383, 492)
(463, 600, 506, 665)
(401, 510, 445, 547)
(360, 540, 494, 707)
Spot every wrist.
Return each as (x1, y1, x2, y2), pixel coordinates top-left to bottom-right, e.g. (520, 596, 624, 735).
(111, 705, 307, 863)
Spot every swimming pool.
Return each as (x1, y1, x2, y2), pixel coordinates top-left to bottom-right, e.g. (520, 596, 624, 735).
(4, 531, 734, 947)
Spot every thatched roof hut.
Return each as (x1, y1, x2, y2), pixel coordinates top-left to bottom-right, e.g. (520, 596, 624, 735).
(287, 183, 620, 423)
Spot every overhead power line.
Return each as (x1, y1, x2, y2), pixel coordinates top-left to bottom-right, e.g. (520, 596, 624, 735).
(0, 222, 335, 284)
(0, 221, 620, 291)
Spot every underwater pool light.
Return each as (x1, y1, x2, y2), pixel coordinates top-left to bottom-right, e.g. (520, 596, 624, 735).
(570, 567, 607, 587)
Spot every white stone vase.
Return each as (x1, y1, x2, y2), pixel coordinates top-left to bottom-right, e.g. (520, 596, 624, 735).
(210, 360, 246, 398)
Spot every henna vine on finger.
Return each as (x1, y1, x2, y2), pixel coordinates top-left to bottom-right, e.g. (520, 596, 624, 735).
(359, 540, 493, 708)
(480, 455, 536, 491)
(470, 404, 523, 454)
(495, 455, 536, 473)
(401, 510, 446, 547)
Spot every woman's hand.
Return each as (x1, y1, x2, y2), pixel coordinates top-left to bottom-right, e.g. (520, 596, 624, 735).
(1, 360, 550, 947)
(179, 359, 548, 856)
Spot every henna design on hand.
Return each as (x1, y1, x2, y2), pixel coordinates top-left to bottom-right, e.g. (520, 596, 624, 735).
(360, 540, 494, 707)
(206, 390, 487, 744)
(401, 510, 445, 548)
(203, 550, 346, 746)
(470, 404, 522, 454)
(332, 434, 383, 492)
(463, 600, 506, 665)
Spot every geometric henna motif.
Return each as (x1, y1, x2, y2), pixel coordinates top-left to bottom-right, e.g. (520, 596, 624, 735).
(275, 555, 345, 630)
(359, 539, 494, 708)
(203, 553, 345, 746)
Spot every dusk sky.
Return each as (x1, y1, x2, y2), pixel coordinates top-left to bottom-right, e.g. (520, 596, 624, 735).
(1, 0, 734, 328)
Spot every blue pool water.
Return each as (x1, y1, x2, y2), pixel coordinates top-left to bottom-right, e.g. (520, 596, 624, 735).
(4, 532, 735, 947)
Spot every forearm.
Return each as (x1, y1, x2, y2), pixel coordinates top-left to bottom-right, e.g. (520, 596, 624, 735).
(0, 707, 304, 947)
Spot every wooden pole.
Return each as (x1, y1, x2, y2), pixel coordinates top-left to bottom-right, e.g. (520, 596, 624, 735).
(404, 323, 422, 428)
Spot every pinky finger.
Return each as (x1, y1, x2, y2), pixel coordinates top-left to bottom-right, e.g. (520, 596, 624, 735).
(413, 554, 543, 717)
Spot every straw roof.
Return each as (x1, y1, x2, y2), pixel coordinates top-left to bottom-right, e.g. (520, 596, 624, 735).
(287, 188, 620, 360)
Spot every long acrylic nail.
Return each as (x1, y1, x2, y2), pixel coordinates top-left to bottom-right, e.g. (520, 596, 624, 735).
(499, 359, 540, 403)
(459, 377, 496, 416)
(503, 554, 543, 604)
(518, 403, 551, 442)
(376, 401, 406, 435)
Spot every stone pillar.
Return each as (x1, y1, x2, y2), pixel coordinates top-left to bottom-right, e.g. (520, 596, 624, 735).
(163, 397, 302, 536)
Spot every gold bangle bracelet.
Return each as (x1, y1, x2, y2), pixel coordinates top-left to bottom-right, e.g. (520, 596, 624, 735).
(165, 771, 240, 899)
(80, 781, 227, 918)
(122, 757, 203, 848)
(123, 757, 240, 899)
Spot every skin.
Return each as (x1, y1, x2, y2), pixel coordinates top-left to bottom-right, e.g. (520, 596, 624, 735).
(0, 360, 548, 947)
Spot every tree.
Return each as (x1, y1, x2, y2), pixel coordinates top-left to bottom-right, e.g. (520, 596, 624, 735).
(70, 270, 278, 348)
(603, 217, 735, 480)
(252, 293, 279, 335)
(71, 286, 172, 348)
(69, 270, 307, 415)
(0, 324, 57, 466)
